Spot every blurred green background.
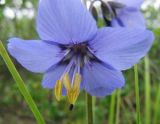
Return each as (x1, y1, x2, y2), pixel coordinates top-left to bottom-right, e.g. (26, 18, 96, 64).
(0, 0, 160, 124)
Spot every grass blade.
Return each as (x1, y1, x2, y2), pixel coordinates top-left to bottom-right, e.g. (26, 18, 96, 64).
(0, 41, 45, 124)
(153, 84, 160, 124)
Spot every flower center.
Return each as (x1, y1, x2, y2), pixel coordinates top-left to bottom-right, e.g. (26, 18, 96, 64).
(61, 42, 95, 63)
(54, 43, 95, 109)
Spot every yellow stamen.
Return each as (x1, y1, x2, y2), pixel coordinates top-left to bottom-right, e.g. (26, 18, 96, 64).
(73, 73, 81, 90)
(54, 80, 63, 101)
(63, 73, 71, 90)
(63, 73, 81, 105)
(67, 89, 80, 105)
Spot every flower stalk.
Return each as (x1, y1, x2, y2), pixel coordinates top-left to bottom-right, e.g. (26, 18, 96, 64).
(134, 65, 141, 124)
(0, 41, 45, 124)
(109, 91, 116, 124)
(144, 56, 151, 124)
(115, 90, 121, 124)
(86, 93, 94, 124)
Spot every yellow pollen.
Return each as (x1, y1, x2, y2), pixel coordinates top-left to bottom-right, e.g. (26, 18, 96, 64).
(63, 73, 81, 105)
(54, 80, 63, 101)
(63, 73, 71, 90)
(73, 73, 81, 90)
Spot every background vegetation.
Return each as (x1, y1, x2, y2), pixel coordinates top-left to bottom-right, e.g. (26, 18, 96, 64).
(0, 0, 160, 124)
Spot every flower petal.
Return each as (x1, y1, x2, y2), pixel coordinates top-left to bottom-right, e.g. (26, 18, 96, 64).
(8, 38, 63, 73)
(82, 62, 125, 97)
(115, 0, 144, 8)
(42, 65, 66, 88)
(112, 8, 145, 28)
(89, 28, 154, 70)
(37, 0, 97, 44)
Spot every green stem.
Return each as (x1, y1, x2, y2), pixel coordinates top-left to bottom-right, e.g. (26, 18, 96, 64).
(86, 93, 93, 124)
(134, 65, 141, 124)
(153, 84, 160, 124)
(92, 96, 96, 123)
(144, 56, 151, 124)
(115, 90, 121, 124)
(0, 41, 45, 124)
(109, 91, 116, 124)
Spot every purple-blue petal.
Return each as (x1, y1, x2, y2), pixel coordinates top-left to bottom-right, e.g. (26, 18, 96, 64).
(8, 38, 63, 73)
(89, 28, 154, 71)
(37, 0, 97, 44)
(82, 62, 125, 97)
(115, 0, 144, 8)
(112, 8, 145, 28)
(42, 65, 66, 88)
(42, 64, 73, 96)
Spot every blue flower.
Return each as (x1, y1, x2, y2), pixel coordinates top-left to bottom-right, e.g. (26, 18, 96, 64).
(8, 0, 154, 105)
(101, 0, 146, 28)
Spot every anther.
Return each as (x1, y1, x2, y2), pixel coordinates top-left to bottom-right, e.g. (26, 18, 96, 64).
(54, 80, 63, 101)
(63, 73, 82, 105)
(73, 73, 81, 90)
(63, 73, 71, 90)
